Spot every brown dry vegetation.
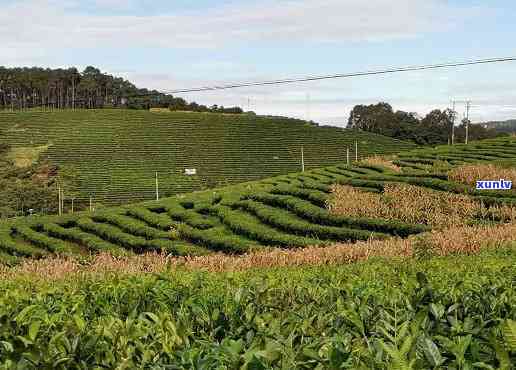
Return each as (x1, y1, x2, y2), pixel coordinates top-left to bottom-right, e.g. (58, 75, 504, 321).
(329, 183, 484, 228)
(359, 156, 401, 172)
(7, 145, 50, 168)
(0, 223, 514, 281)
(448, 163, 516, 186)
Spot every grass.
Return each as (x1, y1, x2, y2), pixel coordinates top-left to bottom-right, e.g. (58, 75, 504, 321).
(6, 144, 50, 167)
(329, 183, 482, 229)
(449, 163, 516, 186)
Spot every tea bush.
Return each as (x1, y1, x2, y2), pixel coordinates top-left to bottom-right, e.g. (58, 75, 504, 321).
(0, 251, 515, 368)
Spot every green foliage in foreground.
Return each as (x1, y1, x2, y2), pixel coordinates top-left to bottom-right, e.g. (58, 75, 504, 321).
(0, 250, 515, 368)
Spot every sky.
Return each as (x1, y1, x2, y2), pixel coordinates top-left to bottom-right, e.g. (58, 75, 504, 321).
(2, 0, 516, 126)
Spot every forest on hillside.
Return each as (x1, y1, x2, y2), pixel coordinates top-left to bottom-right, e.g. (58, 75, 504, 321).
(0, 66, 243, 113)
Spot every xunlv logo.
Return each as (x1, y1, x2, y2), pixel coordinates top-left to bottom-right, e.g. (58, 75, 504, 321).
(476, 179, 513, 190)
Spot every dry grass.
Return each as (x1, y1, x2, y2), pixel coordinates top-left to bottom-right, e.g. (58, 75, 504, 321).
(329, 184, 481, 229)
(448, 164, 516, 186)
(1, 223, 514, 281)
(7, 145, 50, 168)
(360, 156, 401, 172)
(427, 222, 516, 255)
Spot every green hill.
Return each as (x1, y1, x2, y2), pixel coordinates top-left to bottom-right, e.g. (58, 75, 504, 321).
(0, 109, 415, 206)
(479, 119, 516, 133)
(1, 136, 515, 265)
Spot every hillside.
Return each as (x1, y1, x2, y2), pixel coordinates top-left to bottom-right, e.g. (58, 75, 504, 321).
(0, 136, 515, 264)
(0, 109, 415, 207)
(480, 119, 516, 133)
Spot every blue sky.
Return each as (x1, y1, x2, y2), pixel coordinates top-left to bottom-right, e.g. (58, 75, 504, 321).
(2, 0, 516, 125)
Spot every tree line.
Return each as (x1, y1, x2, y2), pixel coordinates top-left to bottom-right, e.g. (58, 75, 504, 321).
(347, 102, 503, 145)
(0, 66, 243, 113)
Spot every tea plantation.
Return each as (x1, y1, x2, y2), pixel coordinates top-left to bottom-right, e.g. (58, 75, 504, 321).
(1, 250, 516, 368)
(0, 109, 415, 206)
(0, 136, 515, 264)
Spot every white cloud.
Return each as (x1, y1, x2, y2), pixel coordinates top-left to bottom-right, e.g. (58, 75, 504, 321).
(2, 0, 466, 54)
(3, 0, 510, 123)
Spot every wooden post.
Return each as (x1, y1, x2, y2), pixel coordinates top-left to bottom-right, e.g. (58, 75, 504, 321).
(89, 196, 93, 212)
(72, 77, 75, 111)
(155, 171, 159, 201)
(355, 141, 358, 162)
(451, 100, 456, 145)
(465, 101, 471, 145)
(71, 198, 74, 214)
(57, 183, 61, 216)
(346, 147, 350, 166)
(301, 146, 305, 172)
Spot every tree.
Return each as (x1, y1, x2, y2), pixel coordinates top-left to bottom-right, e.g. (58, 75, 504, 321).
(0, 66, 244, 113)
(418, 109, 454, 145)
(348, 102, 394, 132)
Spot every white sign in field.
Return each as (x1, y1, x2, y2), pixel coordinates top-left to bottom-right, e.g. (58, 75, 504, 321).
(184, 168, 197, 175)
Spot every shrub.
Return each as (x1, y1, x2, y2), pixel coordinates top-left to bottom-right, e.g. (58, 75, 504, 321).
(40, 222, 128, 256)
(92, 213, 171, 240)
(76, 218, 150, 252)
(144, 238, 211, 256)
(12, 225, 73, 254)
(270, 185, 328, 208)
(0, 251, 18, 266)
(248, 193, 428, 237)
(126, 207, 175, 230)
(234, 200, 387, 241)
(163, 202, 218, 230)
(176, 224, 250, 254)
(210, 205, 321, 247)
(0, 232, 47, 258)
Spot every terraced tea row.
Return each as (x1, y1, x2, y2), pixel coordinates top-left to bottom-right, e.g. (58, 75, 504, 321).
(1, 136, 514, 264)
(395, 137, 516, 170)
(0, 110, 415, 205)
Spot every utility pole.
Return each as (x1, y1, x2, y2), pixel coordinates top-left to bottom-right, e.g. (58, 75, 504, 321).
(346, 147, 350, 166)
(451, 100, 456, 145)
(57, 182, 62, 216)
(355, 141, 358, 162)
(301, 146, 305, 172)
(72, 76, 75, 111)
(155, 171, 159, 201)
(465, 101, 471, 144)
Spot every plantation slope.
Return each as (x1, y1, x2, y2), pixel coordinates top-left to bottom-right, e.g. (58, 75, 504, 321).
(0, 109, 415, 205)
(0, 136, 515, 263)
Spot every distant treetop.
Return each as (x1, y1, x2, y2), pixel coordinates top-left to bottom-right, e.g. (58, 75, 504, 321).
(0, 66, 243, 114)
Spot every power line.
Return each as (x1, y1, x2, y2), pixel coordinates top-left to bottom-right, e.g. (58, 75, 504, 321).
(163, 56, 516, 94)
